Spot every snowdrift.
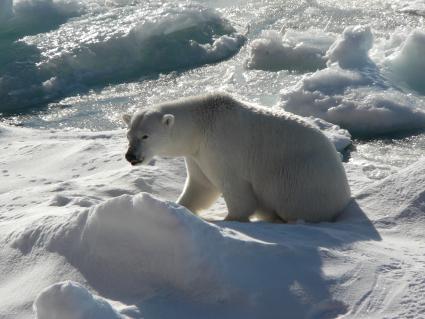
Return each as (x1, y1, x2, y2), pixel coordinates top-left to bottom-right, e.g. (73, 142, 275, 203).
(78, 193, 222, 299)
(34, 281, 123, 319)
(352, 158, 425, 237)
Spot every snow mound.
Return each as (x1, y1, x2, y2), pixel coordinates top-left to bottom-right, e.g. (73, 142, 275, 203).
(34, 281, 122, 319)
(9, 191, 224, 300)
(354, 158, 425, 237)
(387, 30, 425, 94)
(325, 25, 373, 69)
(79, 192, 221, 298)
(246, 29, 335, 71)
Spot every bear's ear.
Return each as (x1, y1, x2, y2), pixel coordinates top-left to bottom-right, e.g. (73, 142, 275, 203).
(122, 114, 132, 127)
(162, 114, 175, 128)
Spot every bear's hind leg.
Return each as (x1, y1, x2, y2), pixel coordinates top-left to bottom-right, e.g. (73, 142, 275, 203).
(255, 209, 285, 223)
(223, 180, 258, 222)
(177, 157, 220, 213)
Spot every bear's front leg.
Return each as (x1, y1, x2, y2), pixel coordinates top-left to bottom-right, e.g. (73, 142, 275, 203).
(222, 180, 258, 222)
(177, 158, 220, 213)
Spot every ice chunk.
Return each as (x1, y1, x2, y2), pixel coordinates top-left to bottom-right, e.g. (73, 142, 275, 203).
(396, 0, 425, 16)
(304, 117, 352, 152)
(325, 25, 374, 69)
(246, 29, 335, 71)
(387, 30, 425, 94)
(282, 75, 425, 137)
(300, 67, 367, 95)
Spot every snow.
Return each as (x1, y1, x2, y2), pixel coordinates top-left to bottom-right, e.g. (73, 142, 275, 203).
(34, 281, 123, 319)
(79, 193, 219, 299)
(0, 123, 425, 318)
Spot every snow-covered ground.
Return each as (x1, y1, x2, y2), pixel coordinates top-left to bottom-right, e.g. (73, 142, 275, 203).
(0, 124, 424, 319)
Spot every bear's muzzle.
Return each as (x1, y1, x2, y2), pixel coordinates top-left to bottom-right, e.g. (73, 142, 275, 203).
(125, 151, 143, 166)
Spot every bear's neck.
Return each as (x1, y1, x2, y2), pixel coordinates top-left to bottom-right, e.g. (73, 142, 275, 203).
(162, 107, 203, 158)
(175, 119, 202, 157)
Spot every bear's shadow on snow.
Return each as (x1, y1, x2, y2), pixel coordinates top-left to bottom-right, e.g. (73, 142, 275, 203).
(88, 199, 380, 319)
(212, 198, 381, 243)
(167, 199, 380, 319)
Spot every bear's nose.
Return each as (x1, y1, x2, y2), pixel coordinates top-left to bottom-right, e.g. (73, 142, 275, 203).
(125, 152, 137, 163)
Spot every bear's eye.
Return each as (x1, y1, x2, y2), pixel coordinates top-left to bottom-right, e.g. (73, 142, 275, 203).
(141, 135, 149, 140)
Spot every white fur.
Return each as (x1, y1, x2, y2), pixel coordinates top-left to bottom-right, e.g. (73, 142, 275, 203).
(124, 93, 351, 222)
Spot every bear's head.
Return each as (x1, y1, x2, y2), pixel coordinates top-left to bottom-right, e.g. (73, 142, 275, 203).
(123, 110, 175, 166)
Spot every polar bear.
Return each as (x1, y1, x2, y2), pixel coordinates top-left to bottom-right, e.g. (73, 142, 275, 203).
(123, 93, 351, 222)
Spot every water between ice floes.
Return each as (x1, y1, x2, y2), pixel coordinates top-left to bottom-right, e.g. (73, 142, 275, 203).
(0, 0, 425, 181)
